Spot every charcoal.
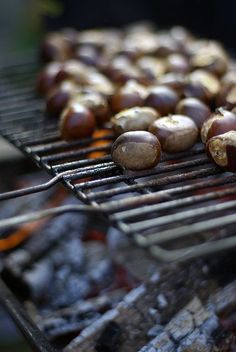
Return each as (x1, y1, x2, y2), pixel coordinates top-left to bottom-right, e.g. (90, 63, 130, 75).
(95, 321, 122, 352)
(88, 259, 114, 289)
(177, 330, 212, 352)
(36, 293, 125, 341)
(51, 237, 85, 271)
(149, 332, 175, 352)
(49, 273, 91, 308)
(42, 313, 101, 339)
(139, 298, 223, 352)
(165, 309, 194, 342)
(209, 280, 236, 316)
(156, 294, 168, 310)
(22, 259, 54, 300)
(147, 324, 164, 338)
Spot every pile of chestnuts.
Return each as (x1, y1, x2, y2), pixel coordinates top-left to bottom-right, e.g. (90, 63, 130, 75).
(37, 23, 236, 172)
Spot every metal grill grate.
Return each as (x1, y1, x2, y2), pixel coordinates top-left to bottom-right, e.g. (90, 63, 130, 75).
(1, 56, 236, 263)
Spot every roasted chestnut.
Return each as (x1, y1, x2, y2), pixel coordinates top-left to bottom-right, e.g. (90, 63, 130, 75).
(60, 102, 96, 140)
(36, 62, 62, 96)
(184, 69, 220, 102)
(206, 131, 236, 172)
(75, 45, 100, 66)
(176, 97, 211, 129)
(46, 81, 78, 116)
(149, 114, 198, 153)
(190, 47, 228, 77)
(40, 33, 71, 62)
(221, 70, 236, 86)
(111, 106, 159, 135)
(110, 80, 148, 113)
(157, 73, 186, 95)
(201, 109, 236, 143)
(111, 131, 161, 170)
(70, 90, 110, 124)
(85, 71, 115, 97)
(136, 56, 166, 82)
(145, 86, 179, 115)
(216, 84, 236, 109)
(166, 54, 190, 74)
(155, 35, 182, 57)
(55, 60, 87, 85)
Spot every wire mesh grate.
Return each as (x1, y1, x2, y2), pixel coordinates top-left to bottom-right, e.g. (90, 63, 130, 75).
(1, 57, 236, 262)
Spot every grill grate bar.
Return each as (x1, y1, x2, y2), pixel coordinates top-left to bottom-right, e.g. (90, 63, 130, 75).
(130, 197, 236, 234)
(112, 174, 236, 220)
(139, 211, 236, 247)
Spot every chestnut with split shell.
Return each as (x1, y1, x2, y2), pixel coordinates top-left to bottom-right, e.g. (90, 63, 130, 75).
(149, 114, 198, 153)
(201, 109, 236, 143)
(206, 131, 236, 172)
(111, 106, 159, 135)
(111, 131, 161, 170)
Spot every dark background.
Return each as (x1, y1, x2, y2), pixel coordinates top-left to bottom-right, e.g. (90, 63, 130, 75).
(44, 0, 236, 50)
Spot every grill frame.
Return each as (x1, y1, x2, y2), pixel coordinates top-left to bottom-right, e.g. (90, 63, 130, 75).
(1, 56, 236, 263)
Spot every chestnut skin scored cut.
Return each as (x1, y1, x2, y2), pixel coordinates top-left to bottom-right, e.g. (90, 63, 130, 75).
(111, 131, 161, 170)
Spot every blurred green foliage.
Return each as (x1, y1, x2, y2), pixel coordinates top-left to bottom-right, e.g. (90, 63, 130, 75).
(3, 0, 63, 54)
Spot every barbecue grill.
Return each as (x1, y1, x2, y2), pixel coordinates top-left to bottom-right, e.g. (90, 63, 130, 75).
(1, 55, 236, 351)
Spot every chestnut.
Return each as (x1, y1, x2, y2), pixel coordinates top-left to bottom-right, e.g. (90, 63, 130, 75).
(40, 33, 71, 62)
(111, 131, 161, 170)
(77, 29, 106, 49)
(222, 70, 236, 86)
(176, 97, 211, 129)
(206, 131, 236, 172)
(190, 47, 228, 77)
(106, 55, 142, 84)
(110, 80, 148, 113)
(84, 70, 114, 97)
(75, 45, 100, 66)
(145, 86, 179, 115)
(60, 102, 96, 141)
(36, 62, 62, 96)
(70, 90, 110, 124)
(46, 81, 78, 116)
(157, 73, 186, 95)
(55, 60, 87, 85)
(184, 69, 220, 102)
(201, 109, 236, 143)
(216, 84, 236, 109)
(111, 106, 159, 135)
(149, 114, 198, 153)
(170, 26, 193, 47)
(166, 54, 190, 74)
(155, 35, 182, 57)
(136, 56, 166, 82)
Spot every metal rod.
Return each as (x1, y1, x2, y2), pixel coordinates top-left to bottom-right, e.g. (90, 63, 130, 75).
(0, 278, 58, 352)
(149, 235, 236, 262)
(0, 204, 104, 231)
